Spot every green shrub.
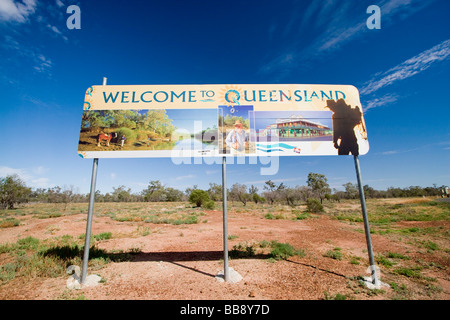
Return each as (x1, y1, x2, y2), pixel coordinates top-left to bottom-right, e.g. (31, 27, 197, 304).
(423, 240, 439, 251)
(17, 236, 40, 250)
(203, 200, 215, 210)
(295, 212, 310, 220)
(394, 267, 422, 278)
(229, 240, 305, 261)
(269, 241, 305, 260)
(306, 198, 324, 213)
(252, 193, 265, 204)
(376, 254, 394, 267)
(324, 291, 348, 300)
(229, 242, 255, 259)
(324, 247, 343, 260)
(94, 232, 112, 241)
(0, 217, 20, 228)
(387, 252, 410, 260)
(189, 189, 210, 207)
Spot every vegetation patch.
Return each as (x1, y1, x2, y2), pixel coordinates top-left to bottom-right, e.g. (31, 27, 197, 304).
(0, 235, 140, 285)
(324, 247, 343, 260)
(393, 266, 423, 279)
(229, 240, 305, 261)
(94, 232, 112, 241)
(306, 198, 324, 213)
(0, 217, 20, 228)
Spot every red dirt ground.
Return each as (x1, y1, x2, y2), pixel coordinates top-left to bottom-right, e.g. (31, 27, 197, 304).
(0, 200, 448, 301)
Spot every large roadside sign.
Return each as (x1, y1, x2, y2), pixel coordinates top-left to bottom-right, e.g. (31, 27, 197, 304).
(77, 84, 368, 158)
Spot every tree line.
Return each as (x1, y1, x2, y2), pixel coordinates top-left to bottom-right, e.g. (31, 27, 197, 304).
(0, 173, 447, 210)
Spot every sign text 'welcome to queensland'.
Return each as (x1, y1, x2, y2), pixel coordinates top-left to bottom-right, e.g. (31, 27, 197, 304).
(78, 84, 369, 159)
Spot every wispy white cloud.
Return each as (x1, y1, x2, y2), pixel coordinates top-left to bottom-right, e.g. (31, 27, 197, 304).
(316, 0, 435, 55)
(0, 1, 71, 85)
(174, 174, 196, 181)
(47, 24, 61, 34)
(0, 166, 29, 179)
(260, 0, 436, 78)
(47, 23, 68, 41)
(29, 177, 50, 188)
(381, 150, 400, 155)
(33, 166, 49, 175)
(362, 93, 399, 112)
(0, 0, 37, 23)
(361, 39, 450, 95)
(1, 34, 54, 77)
(33, 53, 53, 73)
(379, 140, 449, 155)
(21, 94, 60, 109)
(0, 165, 51, 189)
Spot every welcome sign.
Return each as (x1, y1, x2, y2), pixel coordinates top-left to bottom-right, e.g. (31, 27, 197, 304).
(77, 84, 369, 158)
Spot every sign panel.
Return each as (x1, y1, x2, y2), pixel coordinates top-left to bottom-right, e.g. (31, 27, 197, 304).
(77, 84, 368, 158)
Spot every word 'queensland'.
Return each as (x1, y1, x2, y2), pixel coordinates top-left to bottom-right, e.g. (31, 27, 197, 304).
(102, 89, 347, 104)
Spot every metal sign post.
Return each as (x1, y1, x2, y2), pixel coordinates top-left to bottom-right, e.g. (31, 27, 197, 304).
(80, 157, 98, 284)
(80, 77, 107, 285)
(222, 156, 230, 282)
(354, 155, 380, 287)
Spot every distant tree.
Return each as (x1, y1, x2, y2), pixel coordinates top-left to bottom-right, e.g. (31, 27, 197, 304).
(0, 174, 31, 209)
(343, 182, 359, 199)
(363, 185, 376, 198)
(185, 185, 198, 197)
(229, 183, 251, 206)
(424, 186, 441, 197)
(248, 185, 264, 204)
(60, 185, 76, 211)
(252, 193, 265, 204)
(405, 186, 425, 197)
(29, 188, 48, 203)
(249, 185, 258, 195)
(386, 187, 405, 198)
(165, 187, 184, 202)
(142, 180, 167, 202)
(47, 186, 62, 203)
(263, 180, 277, 192)
(207, 183, 223, 202)
(307, 172, 331, 203)
(278, 187, 299, 207)
(112, 185, 132, 202)
(295, 185, 314, 202)
(263, 180, 281, 204)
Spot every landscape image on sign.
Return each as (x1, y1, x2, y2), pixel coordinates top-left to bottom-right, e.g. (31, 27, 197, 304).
(252, 111, 333, 142)
(78, 109, 218, 152)
(218, 105, 255, 155)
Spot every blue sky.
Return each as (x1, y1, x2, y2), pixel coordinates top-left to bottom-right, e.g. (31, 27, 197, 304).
(0, 0, 449, 195)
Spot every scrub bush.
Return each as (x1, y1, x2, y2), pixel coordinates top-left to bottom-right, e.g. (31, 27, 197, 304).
(189, 189, 210, 207)
(306, 198, 324, 213)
